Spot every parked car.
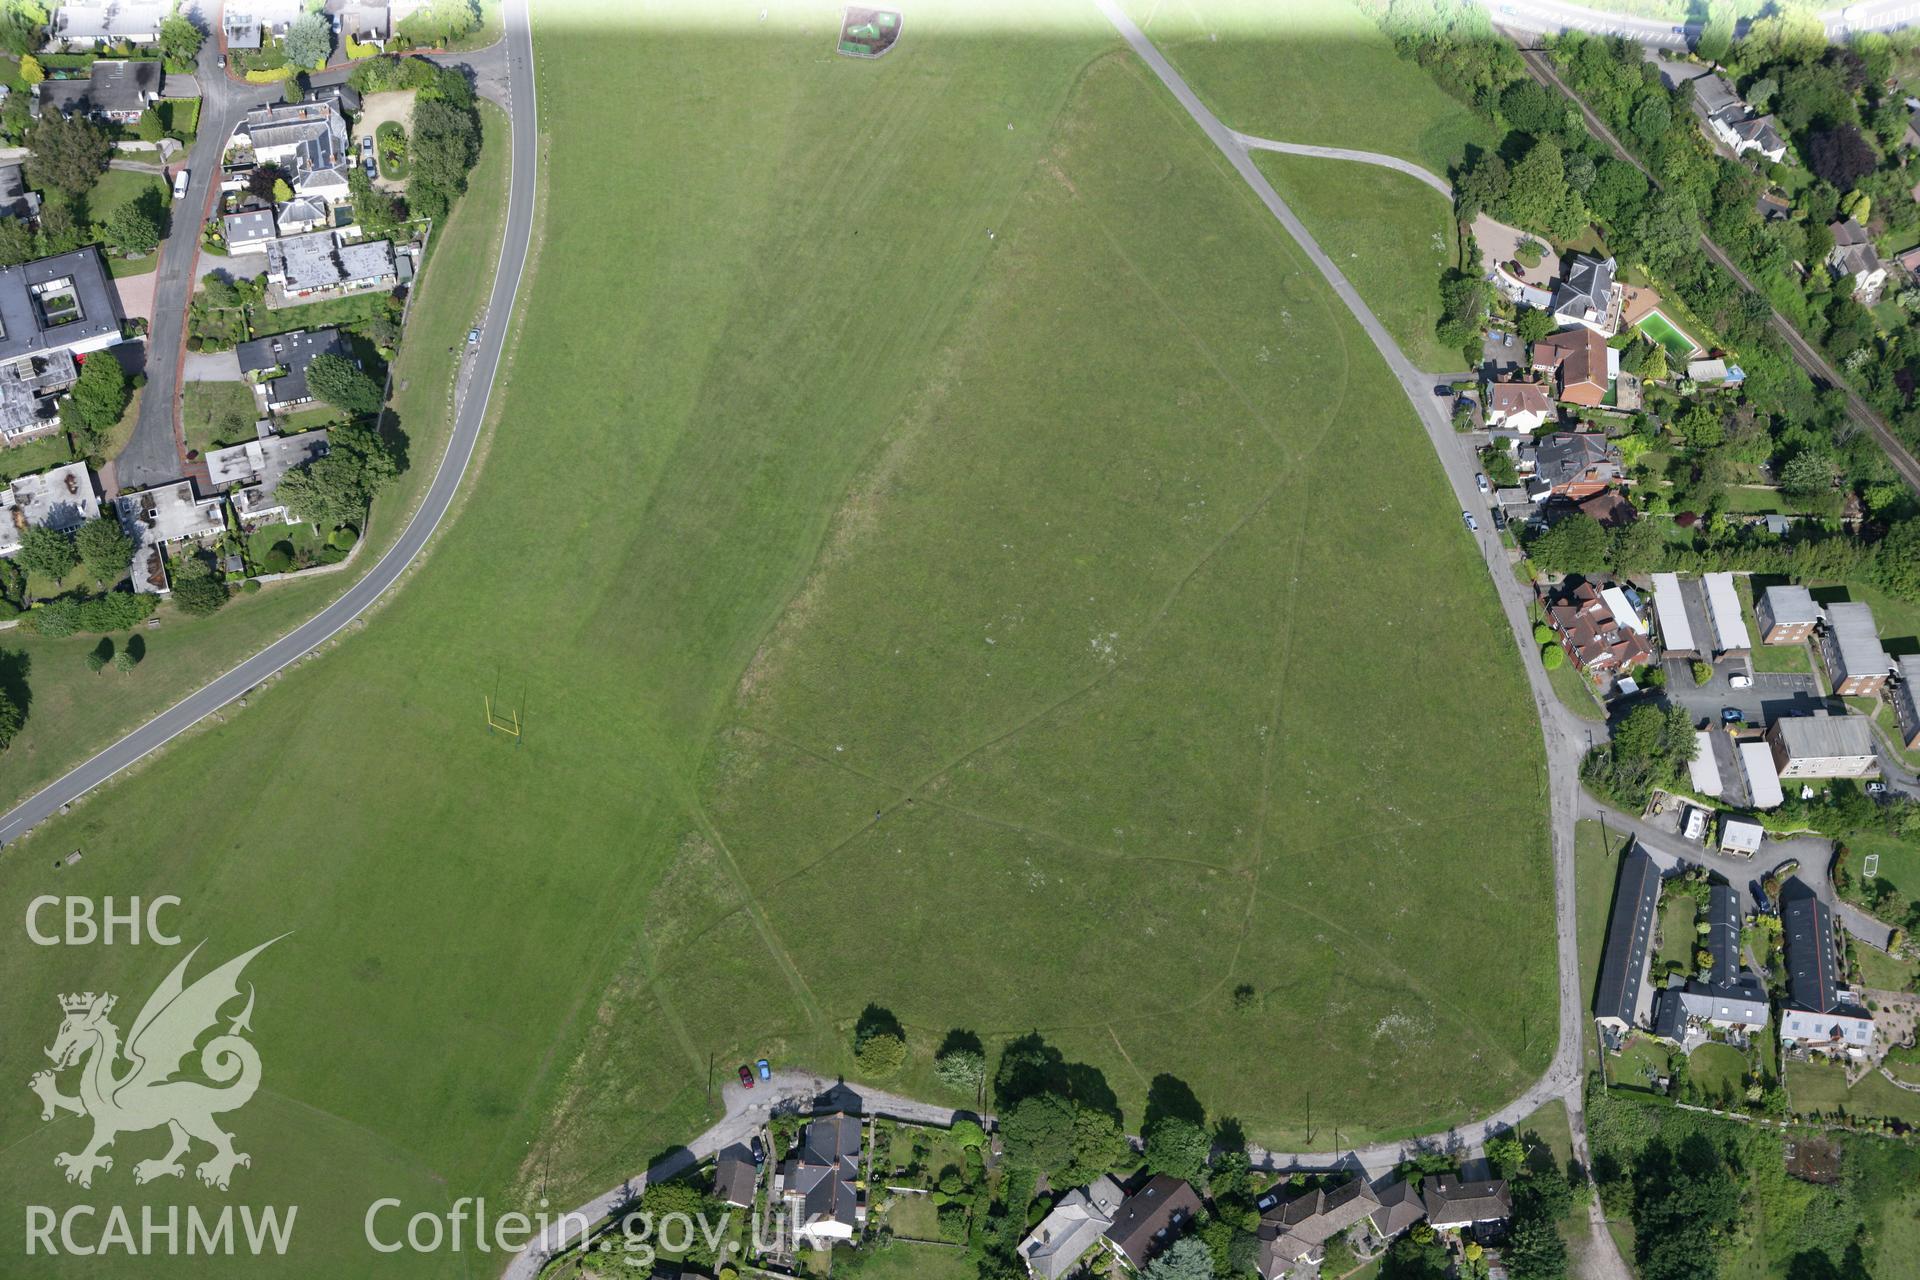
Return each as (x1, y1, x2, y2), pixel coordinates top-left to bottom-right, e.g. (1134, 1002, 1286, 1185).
(1504, 332, 1514, 347)
(1462, 510, 1478, 532)
(1475, 472, 1489, 494)
(1750, 881, 1773, 914)
(172, 168, 190, 201)
(1683, 806, 1707, 842)
(751, 1136, 766, 1165)
(738, 1064, 754, 1088)
(1257, 1191, 1279, 1211)
(1728, 673, 1752, 689)
(1491, 507, 1508, 531)
(757, 1058, 771, 1080)
(360, 134, 375, 161)
(1721, 707, 1743, 723)
(1435, 384, 1454, 397)
(1867, 781, 1889, 798)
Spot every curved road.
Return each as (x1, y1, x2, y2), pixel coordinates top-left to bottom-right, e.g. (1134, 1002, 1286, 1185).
(1232, 132, 1455, 200)
(0, 0, 538, 848)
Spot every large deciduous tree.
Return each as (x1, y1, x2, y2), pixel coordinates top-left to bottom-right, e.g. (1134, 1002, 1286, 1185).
(24, 111, 109, 198)
(1807, 125, 1877, 190)
(306, 353, 384, 417)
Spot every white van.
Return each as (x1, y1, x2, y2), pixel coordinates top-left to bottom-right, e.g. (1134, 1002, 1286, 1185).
(172, 169, 190, 201)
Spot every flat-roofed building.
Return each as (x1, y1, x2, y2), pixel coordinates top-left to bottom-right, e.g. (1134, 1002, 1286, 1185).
(1766, 712, 1880, 780)
(0, 461, 97, 557)
(0, 248, 125, 363)
(1893, 655, 1920, 752)
(1651, 572, 1698, 658)
(1702, 572, 1751, 656)
(1757, 584, 1821, 644)
(1820, 602, 1892, 696)
(1739, 740, 1784, 810)
(205, 429, 329, 526)
(1689, 730, 1723, 796)
(1719, 815, 1764, 857)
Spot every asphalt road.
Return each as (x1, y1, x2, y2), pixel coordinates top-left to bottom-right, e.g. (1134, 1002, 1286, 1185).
(1484, 0, 1920, 46)
(0, 0, 538, 848)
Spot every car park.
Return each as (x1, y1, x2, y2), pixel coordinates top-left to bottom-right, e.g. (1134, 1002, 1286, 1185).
(1461, 511, 1478, 532)
(738, 1064, 754, 1088)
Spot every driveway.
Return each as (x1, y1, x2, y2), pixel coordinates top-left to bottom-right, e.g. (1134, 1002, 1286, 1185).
(354, 91, 416, 193)
(181, 349, 242, 381)
(1660, 658, 1830, 729)
(113, 267, 159, 324)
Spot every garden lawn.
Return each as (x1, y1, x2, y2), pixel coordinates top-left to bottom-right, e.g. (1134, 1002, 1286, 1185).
(1787, 1059, 1920, 1127)
(182, 379, 261, 458)
(0, 9, 1553, 1276)
(87, 167, 170, 274)
(882, 1192, 944, 1242)
(829, 1242, 976, 1280)
(1253, 151, 1462, 371)
(1688, 1042, 1747, 1101)
(1657, 892, 1696, 970)
(0, 431, 76, 481)
(1119, 0, 1498, 174)
(250, 289, 390, 340)
(1547, 650, 1606, 721)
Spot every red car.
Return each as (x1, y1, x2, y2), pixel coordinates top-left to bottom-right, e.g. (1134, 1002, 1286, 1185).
(738, 1064, 754, 1089)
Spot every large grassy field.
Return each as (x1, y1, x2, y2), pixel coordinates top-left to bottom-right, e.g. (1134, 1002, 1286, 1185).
(1118, 0, 1500, 175)
(0, 4, 1552, 1273)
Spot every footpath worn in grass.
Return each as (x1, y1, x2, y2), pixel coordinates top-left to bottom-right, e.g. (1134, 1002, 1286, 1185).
(0, 5, 1551, 1272)
(1119, 0, 1499, 175)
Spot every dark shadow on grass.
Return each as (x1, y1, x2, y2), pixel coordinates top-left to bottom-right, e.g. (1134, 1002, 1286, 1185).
(0, 647, 30, 727)
(1142, 1074, 1205, 1134)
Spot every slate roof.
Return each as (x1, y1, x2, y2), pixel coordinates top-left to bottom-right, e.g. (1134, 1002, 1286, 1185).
(1368, 1177, 1428, 1237)
(1549, 253, 1615, 327)
(1529, 431, 1623, 489)
(1782, 879, 1840, 1014)
(34, 59, 159, 118)
(1104, 1175, 1199, 1267)
(712, 1147, 757, 1209)
(235, 326, 352, 407)
(1018, 1175, 1123, 1280)
(1594, 845, 1661, 1026)
(1422, 1176, 1512, 1228)
(781, 1112, 862, 1233)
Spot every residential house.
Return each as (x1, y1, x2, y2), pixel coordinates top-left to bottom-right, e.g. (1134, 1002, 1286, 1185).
(46, 2, 166, 49)
(1714, 113, 1788, 163)
(267, 230, 399, 298)
(779, 1112, 864, 1247)
(0, 461, 98, 558)
(1594, 844, 1662, 1042)
(1533, 325, 1612, 406)
(1756, 190, 1791, 222)
(236, 326, 354, 413)
(1548, 253, 1620, 334)
(1779, 879, 1876, 1056)
(233, 100, 353, 205)
(1757, 585, 1821, 644)
(1256, 1178, 1380, 1278)
(1819, 602, 1892, 696)
(1525, 432, 1623, 499)
(1766, 712, 1880, 780)
(224, 0, 304, 50)
(223, 207, 280, 254)
(0, 349, 76, 446)
(1719, 815, 1764, 857)
(276, 194, 331, 234)
(1575, 489, 1637, 528)
(1739, 740, 1785, 810)
(711, 1146, 758, 1211)
(115, 479, 227, 595)
(1484, 379, 1555, 433)
(1702, 572, 1752, 657)
(1892, 654, 1920, 751)
(306, 83, 363, 117)
(33, 60, 161, 124)
(1018, 1175, 1123, 1280)
(0, 163, 41, 222)
(1103, 1175, 1199, 1272)
(325, 0, 391, 46)
(1367, 1177, 1429, 1240)
(1827, 220, 1887, 302)
(205, 429, 329, 526)
(1546, 577, 1652, 676)
(1652, 883, 1770, 1043)
(0, 248, 125, 363)
(1421, 1177, 1512, 1234)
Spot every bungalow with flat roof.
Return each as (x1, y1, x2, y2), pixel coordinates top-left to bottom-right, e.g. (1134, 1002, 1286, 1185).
(1892, 655, 1920, 751)
(1422, 1177, 1512, 1234)
(1780, 879, 1875, 1056)
(33, 60, 161, 124)
(236, 326, 353, 413)
(1594, 844, 1662, 1041)
(1104, 1175, 1199, 1271)
(1018, 1175, 1123, 1280)
(0, 349, 77, 446)
(47, 2, 166, 48)
(1549, 253, 1619, 334)
(223, 0, 304, 50)
(1532, 326, 1613, 406)
(1766, 712, 1880, 780)
(267, 230, 399, 298)
(205, 429, 329, 526)
(223, 208, 280, 254)
(1757, 584, 1821, 644)
(1819, 602, 1892, 696)
(1256, 1178, 1380, 1278)
(1719, 815, 1764, 857)
(779, 1112, 864, 1247)
(114, 480, 224, 548)
(1485, 379, 1555, 433)
(0, 461, 98, 558)
(1524, 431, 1623, 498)
(0, 248, 126, 363)
(0, 164, 40, 222)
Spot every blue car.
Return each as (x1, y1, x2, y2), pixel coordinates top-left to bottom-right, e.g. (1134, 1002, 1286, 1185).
(1721, 707, 1743, 723)
(756, 1058, 771, 1080)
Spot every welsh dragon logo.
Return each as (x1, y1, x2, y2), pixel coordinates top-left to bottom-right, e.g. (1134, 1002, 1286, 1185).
(28, 937, 282, 1191)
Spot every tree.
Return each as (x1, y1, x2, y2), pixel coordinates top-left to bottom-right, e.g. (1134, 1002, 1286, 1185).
(1781, 450, 1836, 499)
(0, 215, 33, 266)
(105, 188, 164, 256)
(113, 650, 135, 673)
(1527, 514, 1609, 575)
(17, 53, 42, 85)
(73, 517, 131, 585)
(0, 1, 45, 58)
(1504, 139, 1586, 241)
(1873, 518, 1920, 600)
(1515, 306, 1554, 345)
(1482, 446, 1520, 488)
(133, 107, 164, 143)
(24, 111, 110, 198)
(1807, 126, 1877, 190)
(1675, 403, 1725, 451)
(67, 352, 130, 436)
(0, 682, 20, 749)
(18, 524, 76, 580)
(1142, 1114, 1210, 1183)
(934, 1045, 985, 1094)
(350, 169, 404, 239)
(1695, 0, 1735, 64)
(1142, 1237, 1215, 1280)
(306, 353, 384, 416)
(855, 1031, 906, 1076)
(1000, 1093, 1075, 1172)
(1541, 643, 1565, 670)
(160, 14, 203, 68)
(285, 12, 332, 69)
(169, 555, 228, 616)
(406, 96, 481, 222)
(283, 76, 304, 106)
(272, 176, 294, 203)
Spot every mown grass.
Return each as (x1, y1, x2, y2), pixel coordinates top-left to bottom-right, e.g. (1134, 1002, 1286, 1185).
(0, 6, 1552, 1272)
(1119, 0, 1499, 175)
(181, 379, 260, 458)
(1253, 151, 1462, 371)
